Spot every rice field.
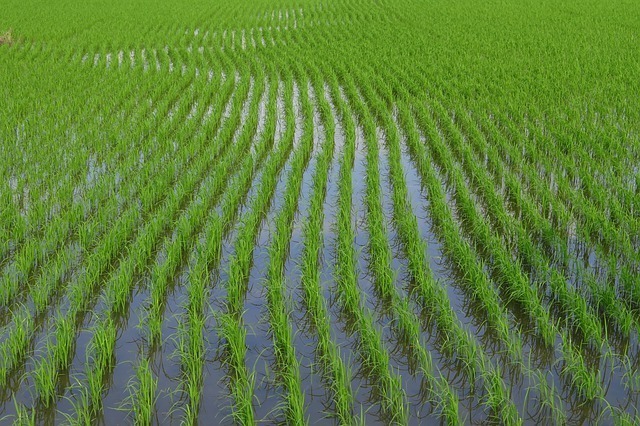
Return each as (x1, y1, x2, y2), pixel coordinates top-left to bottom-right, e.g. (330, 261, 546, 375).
(1, 0, 640, 424)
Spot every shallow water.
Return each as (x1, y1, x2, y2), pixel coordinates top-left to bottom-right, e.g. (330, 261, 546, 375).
(2, 38, 638, 425)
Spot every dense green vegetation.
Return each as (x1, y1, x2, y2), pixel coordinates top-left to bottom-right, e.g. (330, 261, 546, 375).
(1, 0, 639, 423)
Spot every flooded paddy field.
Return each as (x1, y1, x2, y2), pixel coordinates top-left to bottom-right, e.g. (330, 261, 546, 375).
(1, 0, 639, 424)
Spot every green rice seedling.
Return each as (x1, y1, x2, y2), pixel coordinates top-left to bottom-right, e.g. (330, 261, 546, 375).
(90, 319, 117, 374)
(129, 359, 157, 426)
(434, 377, 460, 425)
(620, 355, 640, 393)
(61, 378, 93, 426)
(483, 366, 521, 425)
(32, 356, 58, 407)
(0, 306, 32, 383)
(10, 398, 35, 426)
(87, 367, 104, 413)
(178, 311, 206, 425)
(217, 311, 255, 425)
(345, 85, 395, 309)
(525, 369, 566, 425)
(83, 318, 117, 411)
(53, 314, 75, 369)
(560, 337, 603, 401)
(610, 408, 640, 426)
